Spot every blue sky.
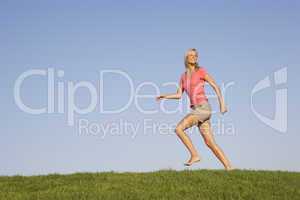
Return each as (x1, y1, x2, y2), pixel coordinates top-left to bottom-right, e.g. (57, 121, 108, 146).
(0, 0, 299, 175)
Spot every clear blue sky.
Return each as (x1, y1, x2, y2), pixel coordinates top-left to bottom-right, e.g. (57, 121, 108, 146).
(1, 0, 299, 175)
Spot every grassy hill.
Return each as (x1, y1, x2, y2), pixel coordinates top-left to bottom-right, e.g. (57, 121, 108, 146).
(0, 169, 299, 200)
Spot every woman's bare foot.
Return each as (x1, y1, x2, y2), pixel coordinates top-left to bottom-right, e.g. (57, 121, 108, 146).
(225, 166, 235, 171)
(184, 155, 201, 166)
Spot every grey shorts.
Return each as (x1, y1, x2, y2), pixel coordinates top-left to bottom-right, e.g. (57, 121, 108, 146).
(190, 102, 212, 123)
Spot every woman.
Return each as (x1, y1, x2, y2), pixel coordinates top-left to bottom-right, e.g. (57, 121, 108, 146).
(156, 48, 233, 170)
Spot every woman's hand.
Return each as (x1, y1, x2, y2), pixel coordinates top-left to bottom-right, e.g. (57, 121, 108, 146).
(220, 104, 228, 115)
(156, 95, 165, 101)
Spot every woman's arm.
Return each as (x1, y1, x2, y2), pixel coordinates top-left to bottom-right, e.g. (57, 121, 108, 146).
(204, 73, 228, 114)
(156, 82, 183, 101)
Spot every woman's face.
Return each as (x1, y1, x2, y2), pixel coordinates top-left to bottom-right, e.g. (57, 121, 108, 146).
(187, 51, 198, 64)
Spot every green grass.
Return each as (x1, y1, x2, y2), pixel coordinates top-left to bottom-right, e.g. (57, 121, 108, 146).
(0, 169, 299, 200)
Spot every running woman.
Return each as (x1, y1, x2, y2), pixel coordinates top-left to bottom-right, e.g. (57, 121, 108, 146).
(156, 48, 233, 170)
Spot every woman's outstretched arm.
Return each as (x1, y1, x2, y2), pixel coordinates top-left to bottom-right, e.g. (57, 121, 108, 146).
(156, 82, 183, 101)
(204, 73, 228, 114)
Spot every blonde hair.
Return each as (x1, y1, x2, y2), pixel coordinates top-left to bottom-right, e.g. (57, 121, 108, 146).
(184, 48, 200, 77)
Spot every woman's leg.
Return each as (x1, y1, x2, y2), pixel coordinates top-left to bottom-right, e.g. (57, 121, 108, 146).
(198, 119, 233, 170)
(175, 113, 201, 165)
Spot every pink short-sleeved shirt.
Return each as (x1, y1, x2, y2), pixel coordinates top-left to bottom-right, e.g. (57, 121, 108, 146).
(179, 67, 208, 108)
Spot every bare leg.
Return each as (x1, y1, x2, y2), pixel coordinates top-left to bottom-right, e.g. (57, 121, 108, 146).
(198, 119, 233, 170)
(175, 113, 201, 166)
